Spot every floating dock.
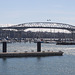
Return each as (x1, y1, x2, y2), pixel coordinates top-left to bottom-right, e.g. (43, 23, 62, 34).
(0, 42, 63, 57)
(0, 51, 63, 57)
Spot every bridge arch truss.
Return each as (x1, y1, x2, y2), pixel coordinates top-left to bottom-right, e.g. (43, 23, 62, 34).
(11, 22, 75, 31)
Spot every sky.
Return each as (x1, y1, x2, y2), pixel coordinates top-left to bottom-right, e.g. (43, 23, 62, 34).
(0, 0, 75, 26)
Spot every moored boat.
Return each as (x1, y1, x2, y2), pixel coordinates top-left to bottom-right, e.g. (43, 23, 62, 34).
(56, 41, 75, 45)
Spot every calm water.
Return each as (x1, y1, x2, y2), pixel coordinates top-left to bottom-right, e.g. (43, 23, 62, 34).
(0, 42, 75, 75)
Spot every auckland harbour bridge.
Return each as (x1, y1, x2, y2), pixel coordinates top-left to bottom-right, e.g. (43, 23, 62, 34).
(0, 22, 75, 40)
(0, 22, 75, 31)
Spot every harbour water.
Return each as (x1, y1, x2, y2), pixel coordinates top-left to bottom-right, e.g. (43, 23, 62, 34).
(0, 42, 75, 75)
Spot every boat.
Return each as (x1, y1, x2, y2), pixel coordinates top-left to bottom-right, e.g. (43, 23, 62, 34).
(56, 41, 75, 45)
(34, 38, 44, 43)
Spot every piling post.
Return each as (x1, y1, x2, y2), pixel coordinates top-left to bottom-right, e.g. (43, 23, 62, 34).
(3, 42, 7, 52)
(37, 42, 41, 52)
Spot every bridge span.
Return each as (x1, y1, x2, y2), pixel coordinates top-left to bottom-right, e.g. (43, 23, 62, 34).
(0, 22, 75, 31)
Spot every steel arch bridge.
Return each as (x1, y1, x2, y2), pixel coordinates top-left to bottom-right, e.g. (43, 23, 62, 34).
(1, 22, 75, 31)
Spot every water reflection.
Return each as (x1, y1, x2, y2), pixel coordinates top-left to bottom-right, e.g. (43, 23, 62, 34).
(2, 58, 7, 61)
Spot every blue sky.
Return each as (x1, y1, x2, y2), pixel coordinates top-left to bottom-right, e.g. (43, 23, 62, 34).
(0, 0, 75, 25)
